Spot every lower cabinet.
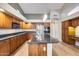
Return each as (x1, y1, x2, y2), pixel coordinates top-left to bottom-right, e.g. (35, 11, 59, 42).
(10, 37, 18, 53)
(10, 33, 30, 54)
(0, 39, 10, 56)
(0, 33, 30, 56)
(28, 43, 47, 56)
(38, 44, 47, 56)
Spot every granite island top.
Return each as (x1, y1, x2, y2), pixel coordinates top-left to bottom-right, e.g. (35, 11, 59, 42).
(27, 34, 59, 44)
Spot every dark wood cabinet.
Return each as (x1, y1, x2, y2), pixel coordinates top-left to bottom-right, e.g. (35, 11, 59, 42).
(62, 21, 75, 44)
(28, 43, 47, 56)
(0, 12, 12, 29)
(71, 19, 78, 27)
(0, 33, 31, 56)
(0, 39, 10, 56)
(29, 44, 38, 56)
(77, 19, 79, 26)
(0, 31, 33, 56)
(10, 37, 17, 53)
(0, 12, 34, 29)
(62, 21, 69, 43)
(62, 17, 79, 45)
(10, 33, 30, 54)
(38, 44, 47, 56)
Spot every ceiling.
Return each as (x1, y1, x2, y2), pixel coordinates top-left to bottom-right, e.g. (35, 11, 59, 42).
(9, 3, 64, 19)
(9, 3, 79, 21)
(9, 3, 24, 15)
(19, 3, 64, 14)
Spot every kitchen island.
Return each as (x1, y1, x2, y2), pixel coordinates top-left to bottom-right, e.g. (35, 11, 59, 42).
(27, 34, 59, 56)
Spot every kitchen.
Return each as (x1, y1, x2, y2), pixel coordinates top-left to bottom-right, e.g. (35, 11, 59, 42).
(0, 3, 79, 56)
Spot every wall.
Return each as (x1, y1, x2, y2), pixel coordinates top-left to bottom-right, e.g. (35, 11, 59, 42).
(50, 10, 62, 41)
(50, 20, 61, 41)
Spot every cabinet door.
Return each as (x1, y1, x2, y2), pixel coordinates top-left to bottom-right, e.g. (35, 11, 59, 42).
(28, 44, 38, 56)
(64, 21, 69, 28)
(0, 39, 10, 56)
(62, 22, 69, 43)
(19, 35, 22, 45)
(0, 12, 5, 28)
(17, 36, 20, 47)
(28, 44, 47, 56)
(62, 22, 65, 42)
(4, 14, 12, 29)
(71, 19, 78, 27)
(38, 44, 47, 56)
(62, 21, 70, 43)
(10, 37, 17, 53)
(77, 18, 79, 26)
(0, 12, 13, 29)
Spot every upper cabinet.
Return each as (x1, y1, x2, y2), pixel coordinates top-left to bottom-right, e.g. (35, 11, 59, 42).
(0, 12, 33, 29)
(4, 13, 13, 29)
(0, 12, 13, 29)
(20, 22, 34, 29)
(63, 21, 70, 29)
(71, 19, 78, 27)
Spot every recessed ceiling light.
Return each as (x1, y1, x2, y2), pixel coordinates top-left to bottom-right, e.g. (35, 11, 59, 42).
(0, 8, 5, 12)
(43, 14, 47, 21)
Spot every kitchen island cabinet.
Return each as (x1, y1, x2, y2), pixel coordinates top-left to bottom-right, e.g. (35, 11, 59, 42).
(28, 43, 47, 56)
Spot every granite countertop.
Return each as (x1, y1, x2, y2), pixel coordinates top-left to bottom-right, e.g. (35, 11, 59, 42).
(0, 32, 26, 40)
(27, 34, 59, 44)
(0, 29, 36, 41)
